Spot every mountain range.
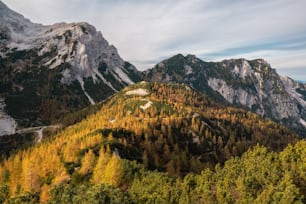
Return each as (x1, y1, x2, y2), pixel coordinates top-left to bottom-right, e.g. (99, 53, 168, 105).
(0, 1, 305, 138)
(0, 2, 305, 203)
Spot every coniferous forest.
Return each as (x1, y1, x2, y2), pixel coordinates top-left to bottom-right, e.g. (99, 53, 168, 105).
(0, 82, 305, 203)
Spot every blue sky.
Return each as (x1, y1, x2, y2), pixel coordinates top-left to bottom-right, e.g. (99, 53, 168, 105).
(2, 0, 306, 80)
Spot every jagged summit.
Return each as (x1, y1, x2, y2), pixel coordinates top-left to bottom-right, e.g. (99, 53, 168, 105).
(0, 1, 140, 133)
(0, 13, 136, 88)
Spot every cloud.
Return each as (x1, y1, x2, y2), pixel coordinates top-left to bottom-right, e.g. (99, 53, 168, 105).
(2, 0, 306, 79)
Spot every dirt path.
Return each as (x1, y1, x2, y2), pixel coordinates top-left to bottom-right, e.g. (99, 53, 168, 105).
(17, 125, 60, 143)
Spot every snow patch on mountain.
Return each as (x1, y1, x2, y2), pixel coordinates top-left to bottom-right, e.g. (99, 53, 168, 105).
(0, 117, 17, 136)
(140, 99, 153, 110)
(0, 98, 17, 136)
(126, 88, 149, 96)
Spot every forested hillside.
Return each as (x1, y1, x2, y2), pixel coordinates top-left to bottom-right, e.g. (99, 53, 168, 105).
(0, 141, 304, 203)
(0, 82, 303, 203)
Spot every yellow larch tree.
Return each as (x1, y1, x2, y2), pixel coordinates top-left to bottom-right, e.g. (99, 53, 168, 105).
(21, 155, 40, 193)
(62, 139, 80, 163)
(102, 153, 124, 188)
(7, 154, 22, 195)
(40, 184, 51, 204)
(79, 149, 96, 176)
(91, 146, 111, 184)
(0, 165, 3, 184)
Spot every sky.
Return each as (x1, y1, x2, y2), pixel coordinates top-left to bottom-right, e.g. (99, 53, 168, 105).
(2, 0, 306, 81)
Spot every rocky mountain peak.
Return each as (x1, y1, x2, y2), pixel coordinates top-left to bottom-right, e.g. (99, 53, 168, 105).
(0, 1, 140, 134)
(1, 2, 138, 90)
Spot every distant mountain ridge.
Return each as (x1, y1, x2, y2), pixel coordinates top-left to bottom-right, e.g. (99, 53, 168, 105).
(0, 1, 140, 134)
(142, 54, 306, 136)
